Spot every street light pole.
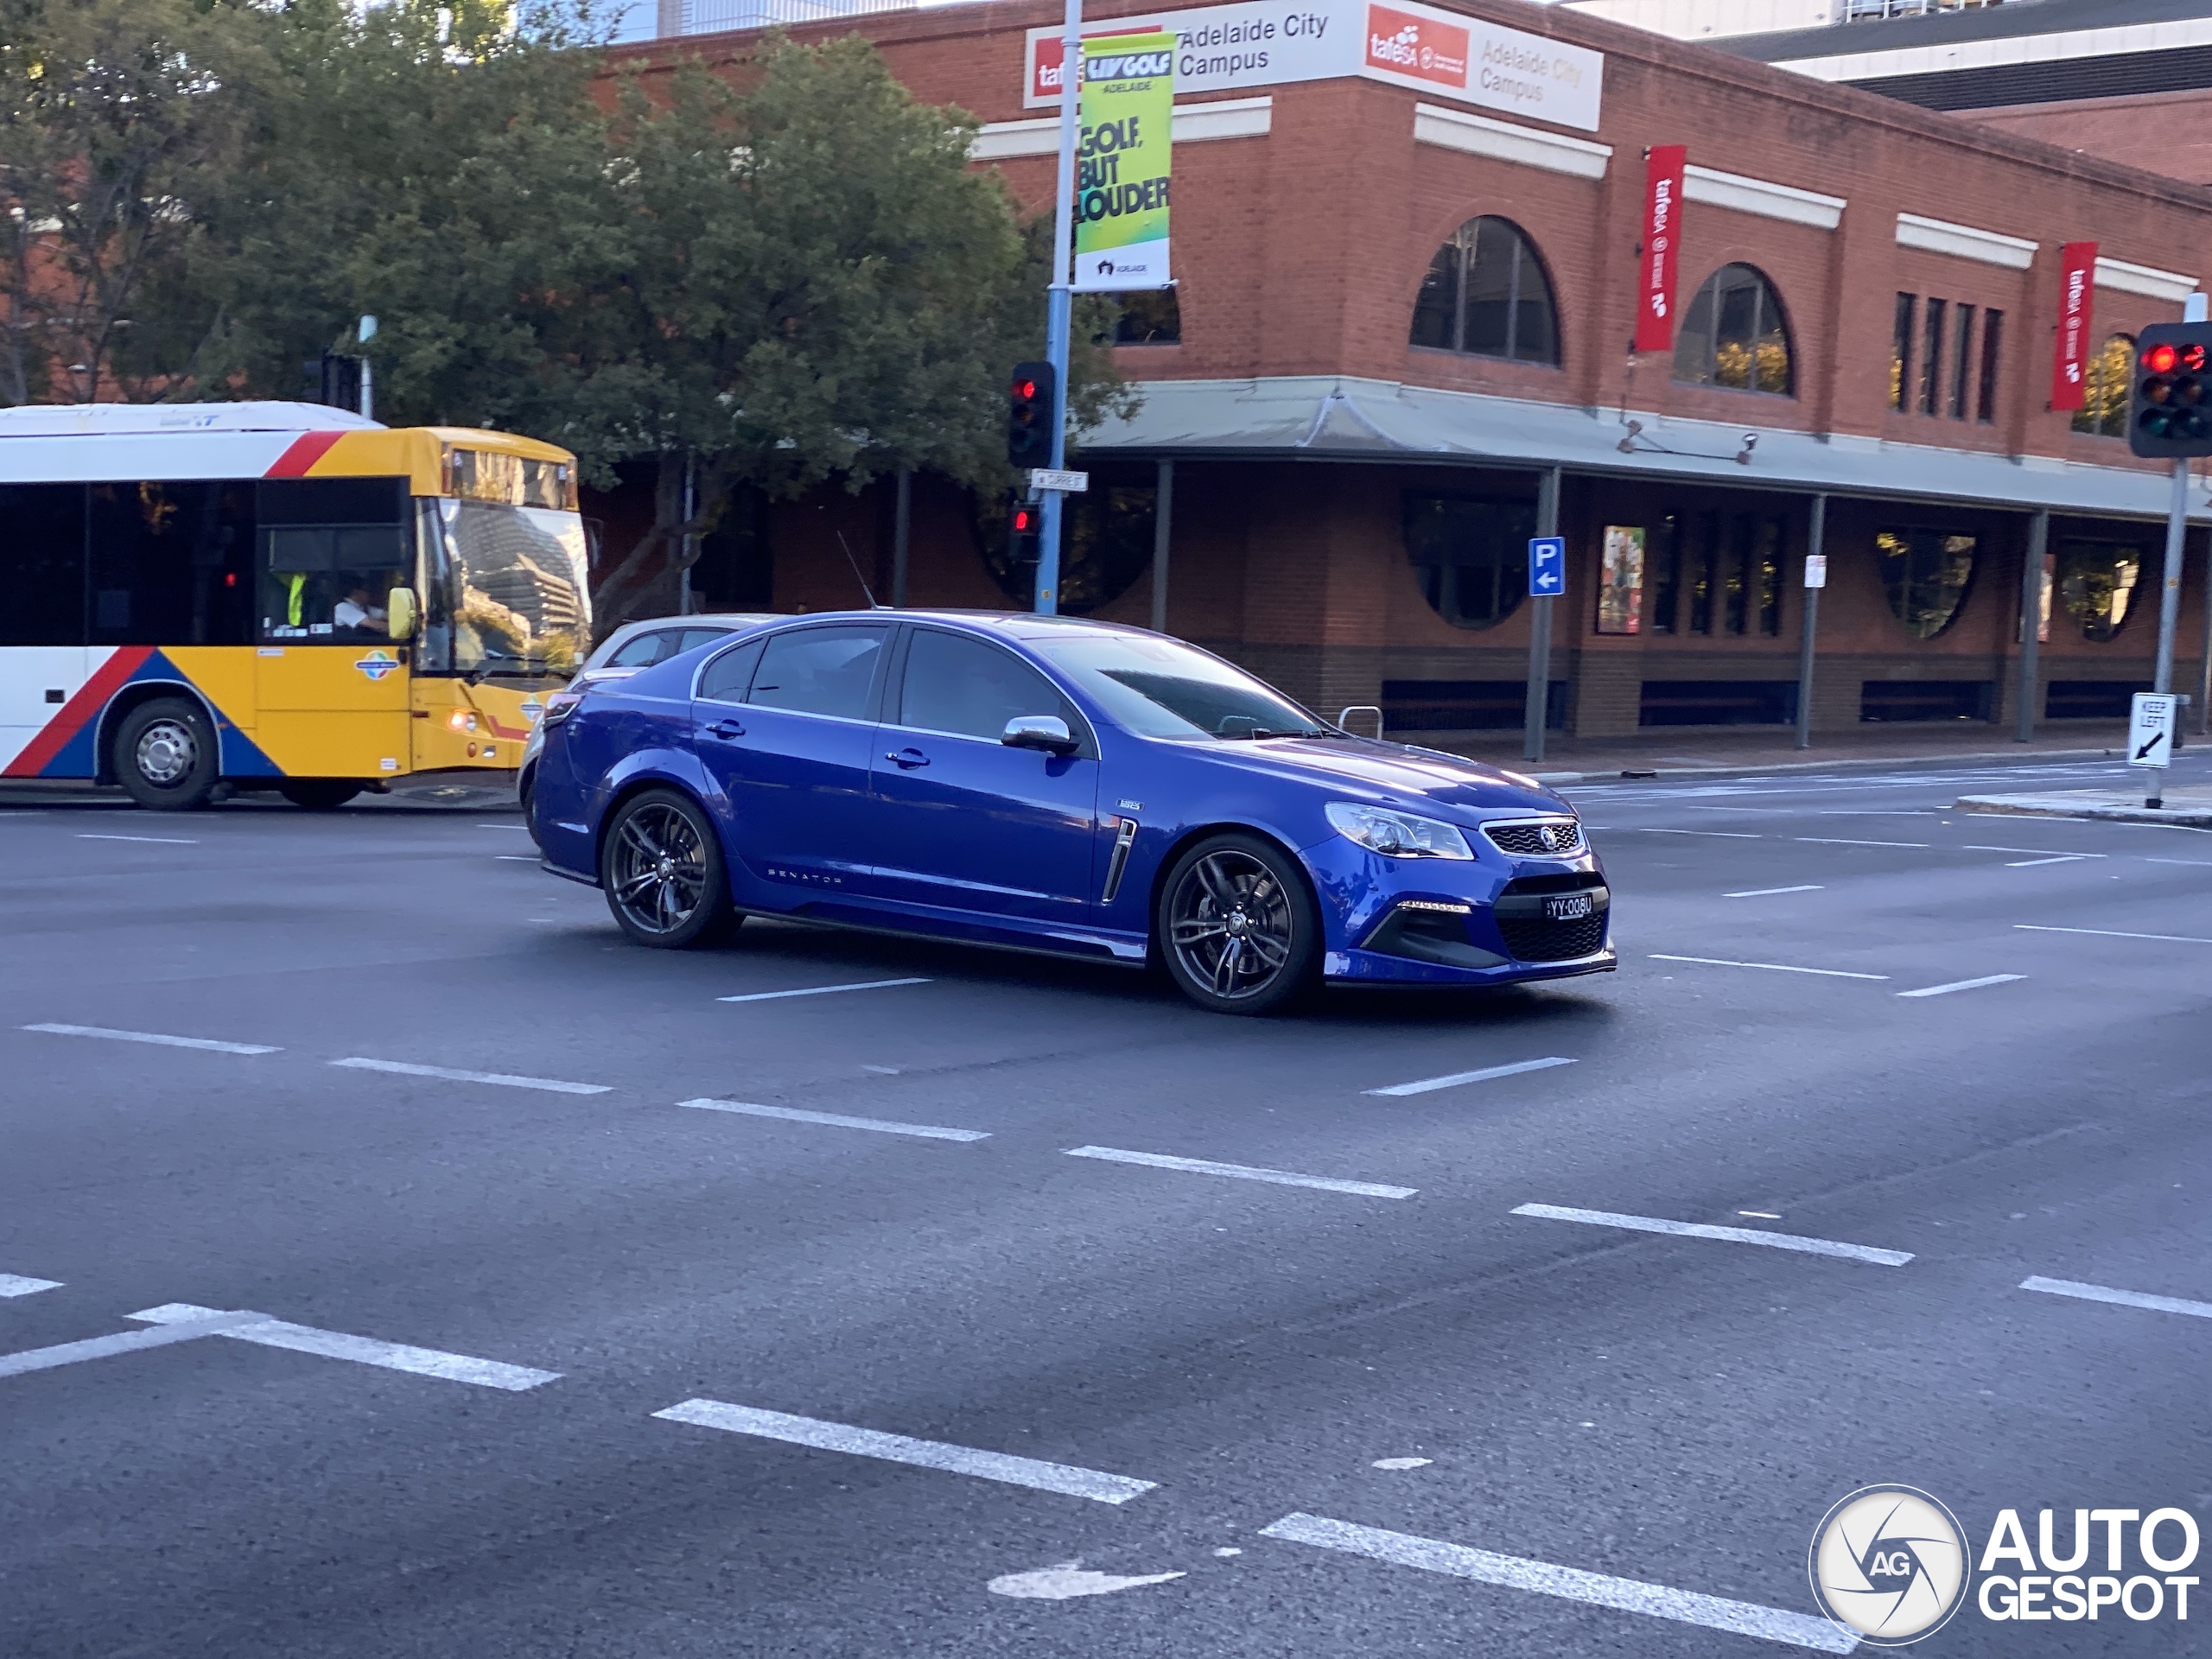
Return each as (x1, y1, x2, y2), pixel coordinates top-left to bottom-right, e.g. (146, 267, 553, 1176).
(1035, 0, 1083, 616)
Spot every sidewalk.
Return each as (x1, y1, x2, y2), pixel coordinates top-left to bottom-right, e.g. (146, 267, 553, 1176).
(1956, 784, 2212, 829)
(1425, 722, 2146, 784)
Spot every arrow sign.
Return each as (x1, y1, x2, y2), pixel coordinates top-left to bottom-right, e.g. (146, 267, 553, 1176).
(2128, 693, 2176, 769)
(1528, 537, 1566, 598)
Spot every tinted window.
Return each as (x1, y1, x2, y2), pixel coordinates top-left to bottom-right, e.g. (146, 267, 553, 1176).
(91, 480, 256, 647)
(677, 627, 734, 653)
(899, 630, 1066, 741)
(258, 476, 407, 525)
(607, 628, 681, 667)
(747, 626, 887, 719)
(1034, 633, 1327, 741)
(1403, 494, 1532, 630)
(696, 638, 766, 703)
(0, 484, 86, 645)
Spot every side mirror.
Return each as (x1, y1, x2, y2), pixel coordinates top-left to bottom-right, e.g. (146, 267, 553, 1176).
(1001, 714, 1077, 756)
(386, 586, 418, 641)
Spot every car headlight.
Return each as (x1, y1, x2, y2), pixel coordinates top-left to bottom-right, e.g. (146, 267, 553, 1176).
(1325, 801, 1475, 860)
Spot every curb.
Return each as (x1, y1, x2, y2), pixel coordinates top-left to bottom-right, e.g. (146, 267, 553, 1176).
(1956, 793, 2212, 828)
(1522, 746, 2125, 791)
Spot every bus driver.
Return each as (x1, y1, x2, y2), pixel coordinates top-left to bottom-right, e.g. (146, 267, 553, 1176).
(334, 584, 387, 633)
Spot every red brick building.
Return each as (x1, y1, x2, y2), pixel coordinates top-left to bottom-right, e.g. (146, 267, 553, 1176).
(614, 0, 2212, 742)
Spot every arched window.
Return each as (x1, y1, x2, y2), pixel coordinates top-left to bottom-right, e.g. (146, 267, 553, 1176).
(1876, 526, 1978, 639)
(1409, 218, 1560, 365)
(2071, 334, 2133, 437)
(1674, 264, 1793, 395)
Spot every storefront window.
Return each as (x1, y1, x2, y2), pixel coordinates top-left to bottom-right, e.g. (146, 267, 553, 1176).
(2071, 335, 2133, 438)
(1409, 218, 1560, 366)
(1403, 493, 1533, 630)
(1675, 264, 1793, 395)
(2054, 538, 2145, 642)
(1876, 527, 1978, 639)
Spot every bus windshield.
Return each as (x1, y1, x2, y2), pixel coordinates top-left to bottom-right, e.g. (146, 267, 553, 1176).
(417, 499, 592, 678)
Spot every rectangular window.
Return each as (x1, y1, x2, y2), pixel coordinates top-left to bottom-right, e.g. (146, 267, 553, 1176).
(1919, 298, 1946, 415)
(1597, 526, 1646, 634)
(1649, 515, 1681, 635)
(257, 476, 411, 644)
(1724, 514, 1752, 635)
(1949, 304, 1974, 420)
(1978, 309, 2003, 423)
(1754, 518, 1784, 636)
(90, 480, 257, 648)
(1891, 293, 1916, 412)
(1688, 512, 1719, 635)
(0, 483, 86, 645)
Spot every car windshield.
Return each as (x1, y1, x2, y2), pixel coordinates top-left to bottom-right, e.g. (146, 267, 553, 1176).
(418, 499, 592, 677)
(1034, 633, 1334, 740)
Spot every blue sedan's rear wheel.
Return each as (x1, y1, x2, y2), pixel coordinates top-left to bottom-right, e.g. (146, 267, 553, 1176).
(601, 789, 737, 949)
(1158, 833, 1319, 1014)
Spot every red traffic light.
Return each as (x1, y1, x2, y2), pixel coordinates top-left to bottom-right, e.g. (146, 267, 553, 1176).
(1012, 378, 1037, 399)
(1011, 506, 1035, 531)
(2145, 343, 2180, 374)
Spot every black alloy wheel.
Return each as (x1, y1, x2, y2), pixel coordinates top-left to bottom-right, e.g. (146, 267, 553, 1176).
(600, 788, 737, 949)
(1157, 832, 1319, 1014)
(277, 779, 364, 810)
(112, 697, 221, 811)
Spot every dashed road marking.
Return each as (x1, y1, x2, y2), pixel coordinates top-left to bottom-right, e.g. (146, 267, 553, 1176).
(0, 1274, 63, 1298)
(1897, 974, 2025, 998)
(78, 833, 199, 844)
(653, 1398, 1156, 1504)
(330, 1057, 612, 1095)
(1626, 828, 1764, 839)
(1065, 1145, 1415, 1199)
(1649, 955, 1888, 982)
(1963, 844, 2106, 858)
(127, 1304, 560, 1389)
(1257, 1513, 1856, 1653)
(680, 1097, 988, 1142)
(2005, 855, 2093, 868)
(23, 1023, 280, 1055)
(1364, 1057, 1576, 1097)
(1511, 1203, 1912, 1267)
(1724, 885, 1823, 899)
(718, 976, 932, 1004)
(2016, 923, 2212, 945)
(495, 854, 538, 861)
(0, 1311, 264, 1379)
(2019, 1275, 2212, 1321)
(1795, 836, 1929, 849)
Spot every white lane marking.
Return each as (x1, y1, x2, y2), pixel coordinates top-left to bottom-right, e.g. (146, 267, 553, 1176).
(861, 1064, 902, 1075)
(653, 1397, 1155, 1503)
(717, 976, 932, 1004)
(78, 833, 199, 844)
(1897, 974, 2026, 998)
(127, 1304, 560, 1389)
(1511, 1203, 1912, 1267)
(1738, 1211, 1782, 1219)
(1795, 836, 1929, 849)
(0, 1311, 264, 1378)
(1964, 844, 2107, 858)
(2016, 923, 2212, 945)
(495, 854, 538, 861)
(1064, 1145, 1415, 1200)
(330, 1057, 612, 1095)
(2019, 1275, 2212, 1321)
(1649, 954, 1889, 982)
(1724, 885, 1823, 899)
(479, 823, 531, 830)
(988, 1562, 1185, 1599)
(1257, 1513, 1856, 1654)
(0, 1274, 63, 1298)
(1372, 1457, 1433, 1470)
(1627, 828, 1764, 838)
(1364, 1056, 1575, 1097)
(23, 1022, 280, 1055)
(2005, 855, 2092, 868)
(2144, 856, 2212, 867)
(679, 1096, 988, 1142)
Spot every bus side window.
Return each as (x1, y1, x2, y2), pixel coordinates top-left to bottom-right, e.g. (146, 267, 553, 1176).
(88, 481, 254, 647)
(0, 484, 87, 645)
(255, 477, 410, 644)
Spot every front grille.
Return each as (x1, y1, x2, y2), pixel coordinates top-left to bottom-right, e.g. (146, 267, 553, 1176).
(1483, 818, 1585, 858)
(1496, 910, 1609, 963)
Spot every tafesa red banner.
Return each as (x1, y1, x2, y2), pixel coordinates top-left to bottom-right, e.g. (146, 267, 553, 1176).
(1635, 144, 1687, 355)
(1363, 3, 1468, 89)
(2050, 240, 2098, 410)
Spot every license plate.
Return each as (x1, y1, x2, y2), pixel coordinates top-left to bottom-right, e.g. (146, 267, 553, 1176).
(1545, 894, 1592, 921)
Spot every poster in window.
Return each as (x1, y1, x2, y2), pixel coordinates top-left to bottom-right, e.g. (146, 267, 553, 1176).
(1598, 525, 1645, 634)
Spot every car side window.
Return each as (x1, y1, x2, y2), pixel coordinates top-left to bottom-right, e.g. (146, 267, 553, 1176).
(696, 638, 766, 704)
(745, 626, 888, 720)
(899, 629, 1070, 742)
(677, 627, 733, 654)
(607, 629, 678, 668)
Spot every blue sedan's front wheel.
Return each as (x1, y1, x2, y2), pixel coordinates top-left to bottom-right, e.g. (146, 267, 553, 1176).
(1158, 833, 1319, 1015)
(601, 788, 738, 950)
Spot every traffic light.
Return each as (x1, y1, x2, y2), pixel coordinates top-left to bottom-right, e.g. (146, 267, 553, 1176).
(2127, 323, 2212, 457)
(1007, 498, 1041, 570)
(1007, 360, 1056, 468)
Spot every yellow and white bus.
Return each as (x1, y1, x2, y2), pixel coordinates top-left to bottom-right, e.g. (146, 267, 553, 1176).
(0, 402, 591, 810)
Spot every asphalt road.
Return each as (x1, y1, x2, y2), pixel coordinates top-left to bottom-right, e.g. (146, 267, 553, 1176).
(3, 747, 2209, 1658)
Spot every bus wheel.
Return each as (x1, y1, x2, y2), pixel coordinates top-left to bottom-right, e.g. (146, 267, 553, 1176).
(114, 698, 220, 811)
(277, 780, 364, 810)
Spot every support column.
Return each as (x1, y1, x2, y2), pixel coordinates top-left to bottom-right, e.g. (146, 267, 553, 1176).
(1795, 494, 1825, 751)
(1150, 458, 1173, 634)
(1522, 467, 1561, 765)
(2198, 528, 2212, 736)
(2015, 508, 2047, 742)
(892, 467, 912, 607)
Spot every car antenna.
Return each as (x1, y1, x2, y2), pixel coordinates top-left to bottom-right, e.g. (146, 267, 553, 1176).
(835, 532, 883, 608)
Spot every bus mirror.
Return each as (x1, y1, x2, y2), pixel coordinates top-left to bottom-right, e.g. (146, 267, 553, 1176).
(386, 586, 418, 640)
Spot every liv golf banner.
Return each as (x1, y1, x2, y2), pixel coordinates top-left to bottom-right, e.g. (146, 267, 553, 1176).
(1074, 33, 1174, 291)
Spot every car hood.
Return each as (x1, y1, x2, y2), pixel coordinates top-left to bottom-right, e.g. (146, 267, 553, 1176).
(1189, 735, 1570, 818)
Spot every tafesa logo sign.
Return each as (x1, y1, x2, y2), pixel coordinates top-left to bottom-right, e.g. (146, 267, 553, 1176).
(1363, 3, 1466, 89)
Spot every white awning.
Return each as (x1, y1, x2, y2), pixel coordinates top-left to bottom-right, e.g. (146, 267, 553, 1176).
(1081, 376, 2209, 523)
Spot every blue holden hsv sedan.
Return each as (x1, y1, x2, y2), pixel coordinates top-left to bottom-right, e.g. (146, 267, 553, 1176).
(529, 611, 1612, 1014)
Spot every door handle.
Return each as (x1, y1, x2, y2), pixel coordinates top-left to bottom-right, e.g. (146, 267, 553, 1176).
(706, 718, 746, 739)
(886, 747, 930, 769)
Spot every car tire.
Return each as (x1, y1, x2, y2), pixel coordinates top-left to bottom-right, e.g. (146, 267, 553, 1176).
(600, 787, 738, 949)
(518, 767, 540, 848)
(1156, 831, 1320, 1015)
(113, 697, 221, 811)
(277, 780, 364, 810)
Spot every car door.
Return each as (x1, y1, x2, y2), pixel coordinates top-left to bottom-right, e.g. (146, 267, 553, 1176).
(690, 623, 889, 899)
(863, 626, 1099, 925)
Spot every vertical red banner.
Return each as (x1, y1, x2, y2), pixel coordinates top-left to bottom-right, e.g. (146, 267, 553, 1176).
(1635, 145, 1688, 355)
(2050, 239, 2098, 410)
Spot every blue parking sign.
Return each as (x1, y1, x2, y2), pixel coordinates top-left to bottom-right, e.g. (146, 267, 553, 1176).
(1528, 537, 1566, 597)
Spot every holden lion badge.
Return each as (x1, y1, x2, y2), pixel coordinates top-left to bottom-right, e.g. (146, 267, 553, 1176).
(1809, 1485, 1969, 1645)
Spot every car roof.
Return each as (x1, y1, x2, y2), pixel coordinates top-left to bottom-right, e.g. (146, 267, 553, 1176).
(746, 608, 1154, 642)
